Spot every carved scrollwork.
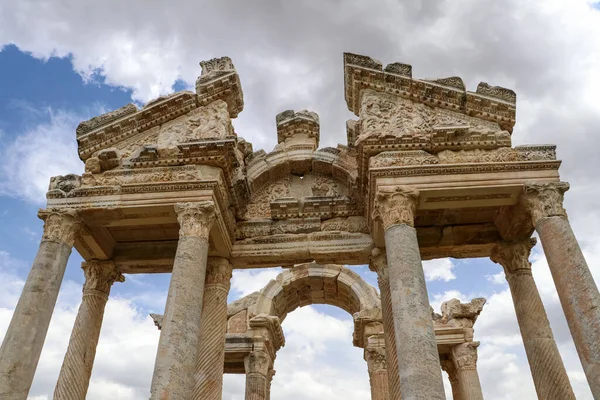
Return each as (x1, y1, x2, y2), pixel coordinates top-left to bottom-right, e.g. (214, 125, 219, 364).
(451, 342, 480, 370)
(522, 182, 570, 226)
(206, 257, 233, 287)
(38, 209, 82, 247)
(365, 344, 387, 373)
(490, 238, 537, 278)
(373, 186, 420, 229)
(174, 201, 217, 239)
(244, 349, 271, 377)
(81, 260, 125, 295)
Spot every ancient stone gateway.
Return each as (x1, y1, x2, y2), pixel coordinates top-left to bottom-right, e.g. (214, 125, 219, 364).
(0, 53, 597, 399)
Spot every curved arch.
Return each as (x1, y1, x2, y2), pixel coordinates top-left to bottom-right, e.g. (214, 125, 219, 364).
(252, 263, 379, 323)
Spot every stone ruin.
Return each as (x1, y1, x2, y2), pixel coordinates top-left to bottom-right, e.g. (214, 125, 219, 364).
(0, 53, 597, 400)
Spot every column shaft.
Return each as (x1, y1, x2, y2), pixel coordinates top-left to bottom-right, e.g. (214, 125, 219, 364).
(451, 343, 484, 400)
(245, 373, 268, 400)
(371, 252, 400, 400)
(54, 261, 124, 400)
(0, 210, 79, 400)
(244, 350, 271, 400)
(192, 258, 232, 400)
(150, 201, 215, 399)
(384, 224, 445, 400)
(537, 216, 600, 395)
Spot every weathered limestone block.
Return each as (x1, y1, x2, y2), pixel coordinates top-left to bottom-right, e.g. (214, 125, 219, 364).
(275, 109, 320, 151)
(196, 56, 244, 118)
(54, 261, 124, 400)
(0, 210, 81, 400)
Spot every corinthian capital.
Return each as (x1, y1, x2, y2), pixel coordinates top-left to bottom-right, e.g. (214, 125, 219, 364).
(174, 201, 217, 239)
(490, 238, 536, 279)
(82, 260, 125, 296)
(206, 257, 233, 288)
(373, 185, 419, 229)
(365, 344, 387, 373)
(452, 342, 480, 370)
(244, 348, 271, 377)
(38, 209, 82, 247)
(522, 182, 569, 226)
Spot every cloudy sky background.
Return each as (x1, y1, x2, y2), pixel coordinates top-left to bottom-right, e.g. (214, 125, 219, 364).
(1, 0, 600, 398)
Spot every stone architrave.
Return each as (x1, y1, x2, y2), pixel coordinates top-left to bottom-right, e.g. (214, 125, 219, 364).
(491, 238, 575, 399)
(451, 342, 484, 400)
(0, 209, 81, 400)
(374, 186, 446, 400)
(369, 250, 400, 400)
(244, 347, 271, 400)
(522, 182, 600, 396)
(54, 260, 125, 400)
(150, 201, 217, 400)
(365, 334, 391, 400)
(192, 257, 233, 400)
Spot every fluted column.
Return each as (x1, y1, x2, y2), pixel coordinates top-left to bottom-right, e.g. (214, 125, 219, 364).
(374, 186, 446, 400)
(54, 260, 124, 400)
(369, 250, 400, 400)
(245, 348, 271, 400)
(150, 201, 216, 399)
(192, 257, 232, 400)
(491, 238, 575, 399)
(441, 358, 461, 400)
(0, 209, 80, 400)
(266, 369, 275, 400)
(522, 182, 600, 396)
(450, 342, 484, 400)
(365, 335, 390, 400)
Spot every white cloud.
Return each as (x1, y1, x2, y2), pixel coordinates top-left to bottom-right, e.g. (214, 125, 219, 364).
(423, 258, 456, 282)
(0, 109, 85, 203)
(230, 267, 282, 298)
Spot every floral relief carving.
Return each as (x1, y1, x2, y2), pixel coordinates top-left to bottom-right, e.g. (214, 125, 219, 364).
(38, 209, 82, 247)
(82, 260, 125, 295)
(206, 257, 233, 287)
(522, 182, 569, 225)
(174, 201, 217, 239)
(373, 186, 420, 229)
(365, 345, 387, 373)
(244, 349, 271, 376)
(490, 238, 537, 278)
(451, 342, 480, 370)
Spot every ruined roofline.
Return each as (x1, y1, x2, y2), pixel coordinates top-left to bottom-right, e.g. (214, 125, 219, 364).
(343, 52, 516, 133)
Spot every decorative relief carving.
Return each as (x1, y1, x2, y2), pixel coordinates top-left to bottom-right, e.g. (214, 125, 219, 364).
(373, 186, 419, 229)
(206, 257, 233, 287)
(476, 82, 517, 104)
(81, 165, 204, 187)
(368, 247, 387, 275)
(245, 349, 271, 376)
(365, 343, 387, 373)
(76, 103, 137, 137)
(370, 150, 439, 168)
(424, 76, 465, 90)
(82, 260, 125, 295)
(311, 175, 340, 196)
(48, 174, 82, 197)
(490, 238, 537, 278)
(196, 56, 244, 118)
(452, 342, 480, 370)
(174, 201, 217, 239)
(522, 182, 569, 225)
(38, 209, 81, 246)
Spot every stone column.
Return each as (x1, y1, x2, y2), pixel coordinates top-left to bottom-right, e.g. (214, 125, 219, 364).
(54, 260, 125, 400)
(365, 334, 390, 400)
(192, 257, 232, 400)
(369, 250, 400, 400)
(441, 358, 461, 400)
(0, 209, 80, 400)
(522, 182, 600, 396)
(265, 369, 275, 400)
(244, 348, 271, 400)
(374, 186, 446, 400)
(451, 342, 484, 400)
(150, 201, 216, 400)
(491, 238, 576, 399)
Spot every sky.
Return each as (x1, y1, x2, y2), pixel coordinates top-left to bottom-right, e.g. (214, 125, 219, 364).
(0, 0, 600, 399)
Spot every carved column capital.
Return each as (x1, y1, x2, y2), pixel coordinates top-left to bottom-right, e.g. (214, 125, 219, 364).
(38, 208, 82, 247)
(81, 260, 125, 297)
(522, 182, 569, 226)
(490, 238, 537, 279)
(369, 248, 388, 276)
(206, 257, 232, 289)
(174, 201, 217, 239)
(244, 348, 271, 377)
(365, 343, 387, 374)
(373, 185, 419, 229)
(452, 342, 480, 370)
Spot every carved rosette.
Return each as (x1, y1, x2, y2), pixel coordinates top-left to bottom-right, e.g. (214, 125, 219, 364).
(365, 344, 387, 373)
(490, 238, 537, 279)
(205, 257, 233, 289)
(81, 260, 125, 297)
(373, 186, 420, 229)
(522, 182, 569, 226)
(452, 342, 480, 370)
(174, 201, 217, 239)
(38, 209, 82, 247)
